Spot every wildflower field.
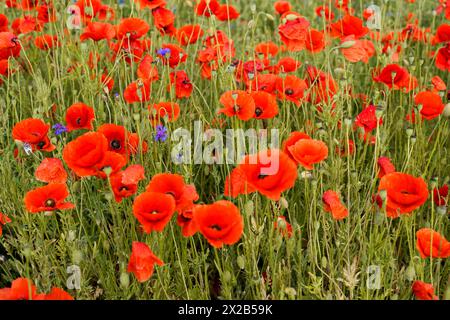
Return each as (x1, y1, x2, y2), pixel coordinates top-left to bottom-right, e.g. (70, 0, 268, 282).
(0, 0, 449, 301)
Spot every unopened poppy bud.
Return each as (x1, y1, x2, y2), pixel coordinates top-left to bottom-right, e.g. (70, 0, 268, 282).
(437, 205, 447, 216)
(132, 113, 140, 121)
(279, 197, 289, 209)
(443, 103, 450, 117)
(344, 117, 353, 126)
(72, 250, 83, 264)
(250, 4, 256, 12)
(284, 287, 297, 299)
(406, 127, 414, 137)
(378, 189, 387, 201)
(277, 217, 287, 230)
(340, 40, 356, 48)
(222, 271, 232, 283)
(375, 105, 384, 118)
(285, 14, 298, 21)
(120, 272, 130, 289)
(405, 264, 416, 281)
(22, 247, 32, 258)
(266, 14, 275, 21)
(237, 256, 245, 270)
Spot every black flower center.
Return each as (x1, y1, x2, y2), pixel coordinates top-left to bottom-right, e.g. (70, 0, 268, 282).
(285, 89, 294, 96)
(111, 140, 121, 150)
(255, 107, 263, 117)
(210, 224, 222, 231)
(37, 141, 46, 149)
(45, 199, 56, 207)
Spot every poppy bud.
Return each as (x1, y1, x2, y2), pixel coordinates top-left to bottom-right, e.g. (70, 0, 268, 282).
(285, 14, 299, 21)
(120, 272, 130, 289)
(237, 255, 245, 270)
(266, 14, 275, 21)
(22, 247, 32, 258)
(284, 287, 297, 299)
(72, 250, 83, 264)
(406, 128, 414, 137)
(405, 264, 416, 281)
(437, 205, 447, 216)
(340, 40, 356, 48)
(378, 189, 387, 202)
(222, 271, 232, 283)
(443, 103, 450, 117)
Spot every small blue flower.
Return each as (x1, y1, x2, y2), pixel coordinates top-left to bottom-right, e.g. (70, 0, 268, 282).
(157, 48, 171, 57)
(23, 142, 33, 155)
(52, 123, 68, 135)
(154, 125, 168, 142)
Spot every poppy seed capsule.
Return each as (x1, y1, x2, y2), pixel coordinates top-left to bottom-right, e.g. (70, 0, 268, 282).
(443, 103, 450, 117)
(406, 128, 414, 137)
(437, 206, 447, 216)
(120, 272, 130, 289)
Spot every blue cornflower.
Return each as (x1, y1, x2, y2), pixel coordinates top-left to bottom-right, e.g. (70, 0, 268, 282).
(52, 123, 68, 135)
(154, 125, 168, 142)
(157, 47, 171, 57)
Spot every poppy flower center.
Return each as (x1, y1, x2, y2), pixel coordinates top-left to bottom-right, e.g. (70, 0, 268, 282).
(151, 210, 159, 215)
(119, 186, 129, 192)
(258, 173, 268, 179)
(76, 117, 82, 125)
(210, 224, 222, 231)
(37, 141, 46, 149)
(233, 105, 241, 113)
(45, 199, 56, 207)
(285, 89, 294, 95)
(111, 140, 121, 150)
(255, 107, 263, 117)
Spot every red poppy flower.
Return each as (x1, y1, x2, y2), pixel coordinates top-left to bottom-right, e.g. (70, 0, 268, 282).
(274, 1, 292, 15)
(432, 23, 450, 44)
(37, 288, 74, 300)
(276, 57, 301, 73)
(329, 14, 369, 39)
(433, 184, 448, 206)
(377, 157, 395, 178)
(373, 64, 418, 92)
(63, 132, 108, 177)
(12, 118, 55, 152)
(94, 151, 127, 179)
(65, 102, 95, 132)
(127, 241, 164, 282)
(0, 278, 38, 300)
(414, 91, 445, 120)
(0, 212, 11, 237)
(225, 149, 298, 200)
(355, 105, 383, 139)
(219, 90, 256, 121)
(169, 71, 193, 99)
(315, 5, 335, 21)
(378, 172, 429, 218)
(255, 41, 279, 58)
(124, 79, 152, 103)
(412, 281, 438, 300)
(335, 139, 355, 157)
(132, 191, 176, 233)
(152, 6, 176, 35)
(97, 124, 128, 155)
(251, 91, 278, 119)
(416, 228, 450, 259)
(305, 66, 338, 105)
(278, 15, 310, 51)
(305, 29, 326, 53)
(177, 204, 199, 237)
(80, 22, 115, 41)
(195, 0, 220, 17)
(116, 18, 149, 40)
(176, 24, 203, 46)
(322, 190, 348, 220)
(194, 200, 243, 248)
(34, 34, 59, 50)
(35, 158, 68, 184)
(249, 73, 279, 93)
(136, 0, 166, 10)
(276, 75, 308, 106)
(274, 216, 293, 238)
(431, 75, 446, 91)
(148, 102, 180, 126)
(0, 14, 8, 32)
(111, 38, 144, 64)
(127, 133, 148, 155)
(146, 173, 199, 212)
(109, 165, 145, 203)
(214, 5, 240, 21)
(137, 55, 159, 81)
(288, 138, 328, 170)
(24, 183, 75, 213)
(340, 36, 375, 63)
(157, 43, 187, 68)
(282, 131, 311, 161)
(101, 73, 114, 93)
